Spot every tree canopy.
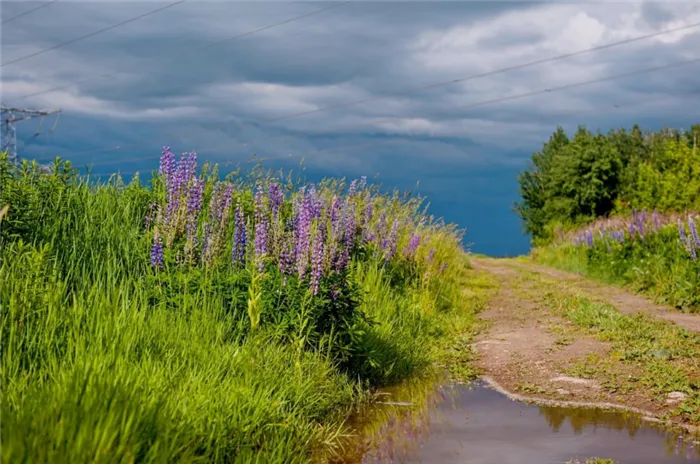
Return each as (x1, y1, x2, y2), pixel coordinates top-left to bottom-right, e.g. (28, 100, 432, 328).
(515, 124, 700, 243)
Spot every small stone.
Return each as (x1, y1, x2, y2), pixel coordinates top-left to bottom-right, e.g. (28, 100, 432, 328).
(550, 375, 600, 388)
(556, 389, 571, 395)
(665, 391, 688, 404)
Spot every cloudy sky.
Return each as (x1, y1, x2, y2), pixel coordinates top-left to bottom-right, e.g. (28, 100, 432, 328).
(2, 1, 699, 256)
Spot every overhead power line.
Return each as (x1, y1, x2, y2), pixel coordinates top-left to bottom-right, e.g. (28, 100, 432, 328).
(307, 56, 700, 137)
(5, 0, 355, 103)
(259, 20, 700, 124)
(37, 18, 700, 159)
(68, 57, 700, 167)
(1, 0, 58, 25)
(0, 1, 187, 68)
(87, 87, 700, 178)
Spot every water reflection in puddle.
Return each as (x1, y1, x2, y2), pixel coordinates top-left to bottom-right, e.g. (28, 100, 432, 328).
(340, 381, 699, 464)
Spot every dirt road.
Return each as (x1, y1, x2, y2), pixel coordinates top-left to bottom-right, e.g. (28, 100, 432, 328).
(469, 257, 700, 433)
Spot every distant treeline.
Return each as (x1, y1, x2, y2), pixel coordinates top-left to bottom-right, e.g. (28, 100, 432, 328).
(515, 124, 700, 243)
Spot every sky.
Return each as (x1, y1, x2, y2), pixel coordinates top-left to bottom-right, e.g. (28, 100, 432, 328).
(1, 1, 699, 257)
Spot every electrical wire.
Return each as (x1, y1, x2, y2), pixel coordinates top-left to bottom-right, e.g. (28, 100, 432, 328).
(1, 1, 187, 68)
(258, 20, 700, 124)
(4, 0, 355, 102)
(68, 59, 700, 168)
(86, 87, 700, 178)
(1, 0, 58, 25)
(25, 19, 699, 160)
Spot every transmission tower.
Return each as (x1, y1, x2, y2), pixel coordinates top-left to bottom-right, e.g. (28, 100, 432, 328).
(1, 104, 61, 165)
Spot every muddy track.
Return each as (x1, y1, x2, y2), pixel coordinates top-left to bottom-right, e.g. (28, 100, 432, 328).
(469, 258, 700, 435)
(506, 259, 700, 333)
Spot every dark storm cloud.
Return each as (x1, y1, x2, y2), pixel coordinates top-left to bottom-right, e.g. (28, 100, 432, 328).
(2, 1, 699, 255)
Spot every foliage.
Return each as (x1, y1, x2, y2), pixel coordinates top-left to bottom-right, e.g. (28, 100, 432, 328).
(515, 124, 700, 244)
(533, 211, 699, 312)
(516, 124, 700, 313)
(0, 150, 482, 463)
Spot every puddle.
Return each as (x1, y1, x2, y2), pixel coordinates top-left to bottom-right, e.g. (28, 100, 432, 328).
(336, 381, 700, 464)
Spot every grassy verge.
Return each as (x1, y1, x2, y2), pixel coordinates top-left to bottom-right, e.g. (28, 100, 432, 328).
(513, 269, 700, 426)
(531, 214, 700, 313)
(0, 153, 488, 463)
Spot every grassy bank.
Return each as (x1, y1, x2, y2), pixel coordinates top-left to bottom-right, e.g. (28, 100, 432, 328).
(531, 211, 700, 313)
(0, 152, 488, 463)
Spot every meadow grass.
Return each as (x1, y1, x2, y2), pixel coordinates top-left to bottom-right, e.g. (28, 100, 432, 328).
(0, 154, 488, 463)
(532, 214, 700, 313)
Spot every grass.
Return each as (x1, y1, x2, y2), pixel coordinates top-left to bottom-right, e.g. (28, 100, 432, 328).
(0, 155, 490, 463)
(515, 269, 700, 426)
(531, 218, 700, 313)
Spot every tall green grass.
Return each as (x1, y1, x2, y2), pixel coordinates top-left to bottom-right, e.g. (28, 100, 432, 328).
(532, 221, 700, 313)
(0, 155, 483, 463)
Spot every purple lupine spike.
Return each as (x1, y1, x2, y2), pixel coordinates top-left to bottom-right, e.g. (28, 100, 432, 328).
(310, 227, 325, 295)
(151, 233, 164, 268)
(279, 238, 294, 276)
(628, 223, 636, 238)
(359, 176, 367, 190)
(336, 202, 356, 271)
(402, 234, 421, 258)
(362, 201, 374, 243)
(159, 146, 176, 181)
(585, 231, 593, 248)
(635, 210, 645, 238)
(348, 179, 357, 197)
(269, 182, 283, 219)
(306, 184, 323, 219)
(295, 192, 312, 278)
(232, 201, 247, 267)
(384, 219, 399, 261)
(688, 217, 699, 247)
(254, 185, 269, 271)
(439, 262, 448, 273)
(689, 239, 698, 261)
(185, 177, 204, 259)
(377, 213, 388, 249)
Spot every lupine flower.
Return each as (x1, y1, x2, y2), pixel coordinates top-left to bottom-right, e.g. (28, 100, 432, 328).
(185, 178, 204, 260)
(348, 179, 357, 197)
(384, 220, 399, 261)
(358, 176, 367, 190)
(269, 182, 284, 219)
(336, 202, 356, 271)
(403, 234, 421, 258)
(310, 227, 325, 295)
(688, 217, 699, 247)
(427, 248, 435, 264)
(688, 238, 698, 261)
(439, 262, 448, 273)
(295, 192, 312, 278)
(279, 238, 294, 276)
(232, 201, 247, 267)
(151, 233, 164, 268)
(585, 231, 593, 248)
(254, 185, 269, 271)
